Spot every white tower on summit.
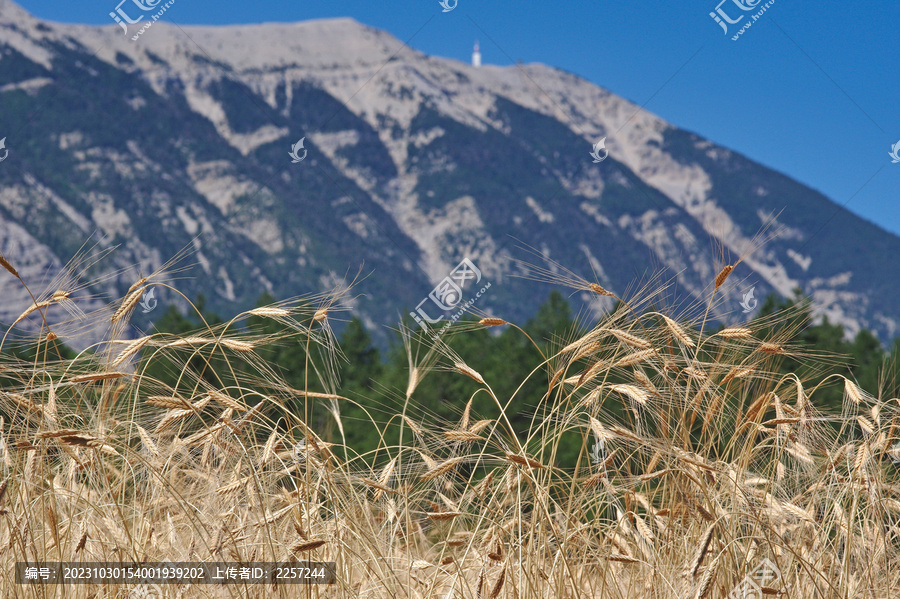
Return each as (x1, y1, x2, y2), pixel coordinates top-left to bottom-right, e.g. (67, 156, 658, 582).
(472, 40, 481, 68)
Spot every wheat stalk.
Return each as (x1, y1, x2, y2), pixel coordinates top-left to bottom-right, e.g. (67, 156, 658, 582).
(689, 524, 715, 578)
(610, 384, 649, 406)
(844, 379, 863, 405)
(714, 264, 734, 289)
(662, 316, 695, 347)
(604, 553, 639, 564)
(57, 434, 98, 447)
(506, 453, 545, 469)
(763, 417, 800, 426)
(489, 567, 506, 599)
(632, 369, 662, 398)
(146, 396, 190, 409)
(717, 328, 753, 339)
(74, 530, 87, 554)
(857, 416, 875, 435)
(69, 372, 129, 384)
(290, 539, 326, 553)
(163, 336, 213, 348)
(469, 419, 493, 434)
(111, 287, 145, 323)
(111, 336, 152, 367)
(155, 396, 210, 432)
(608, 329, 652, 349)
(125, 277, 148, 294)
(136, 425, 159, 460)
(637, 469, 669, 481)
(590, 283, 615, 296)
(12, 300, 52, 326)
(248, 307, 290, 318)
(265, 504, 294, 525)
(694, 556, 719, 599)
(479, 318, 507, 327)
(572, 340, 602, 362)
(614, 349, 657, 368)
(455, 363, 485, 385)
(421, 457, 465, 481)
(402, 415, 423, 436)
(361, 478, 395, 495)
(406, 367, 419, 399)
(292, 390, 346, 400)
(6, 392, 42, 414)
(221, 339, 255, 353)
(722, 366, 754, 384)
(427, 512, 463, 521)
(575, 359, 608, 387)
(589, 417, 614, 443)
(208, 390, 246, 411)
(444, 430, 484, 442)
(183, 423, 228, 447)
(0, 254, 19, 278)
(215, 477, 250, 496)
(35, 429, 84, 440)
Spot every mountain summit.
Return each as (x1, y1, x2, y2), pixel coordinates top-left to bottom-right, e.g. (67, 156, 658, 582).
(0, 1, 897, 343)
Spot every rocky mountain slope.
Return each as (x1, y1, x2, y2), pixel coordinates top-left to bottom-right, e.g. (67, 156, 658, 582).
(0, 0, 897, 345)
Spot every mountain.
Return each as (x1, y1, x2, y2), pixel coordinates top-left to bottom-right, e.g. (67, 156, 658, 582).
(0, 0, 898, 346)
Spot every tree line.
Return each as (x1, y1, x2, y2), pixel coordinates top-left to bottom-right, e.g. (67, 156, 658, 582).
(2, 290, 898, 459)
(138, 291, 900, 456)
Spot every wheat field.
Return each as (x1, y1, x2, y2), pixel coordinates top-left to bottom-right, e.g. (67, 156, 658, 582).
(0, 253, 898, 599)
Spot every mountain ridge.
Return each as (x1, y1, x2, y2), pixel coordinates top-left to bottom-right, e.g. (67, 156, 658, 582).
(0, 0, 897, 346)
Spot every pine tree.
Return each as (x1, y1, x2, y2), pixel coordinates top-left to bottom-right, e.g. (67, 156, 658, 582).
(339, 317, 382, 393)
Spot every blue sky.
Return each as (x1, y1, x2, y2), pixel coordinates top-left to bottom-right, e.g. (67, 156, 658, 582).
(16, 0, 900, 238)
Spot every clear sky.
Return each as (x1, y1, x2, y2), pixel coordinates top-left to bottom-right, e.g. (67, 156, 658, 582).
(14, 0, 900, 238)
